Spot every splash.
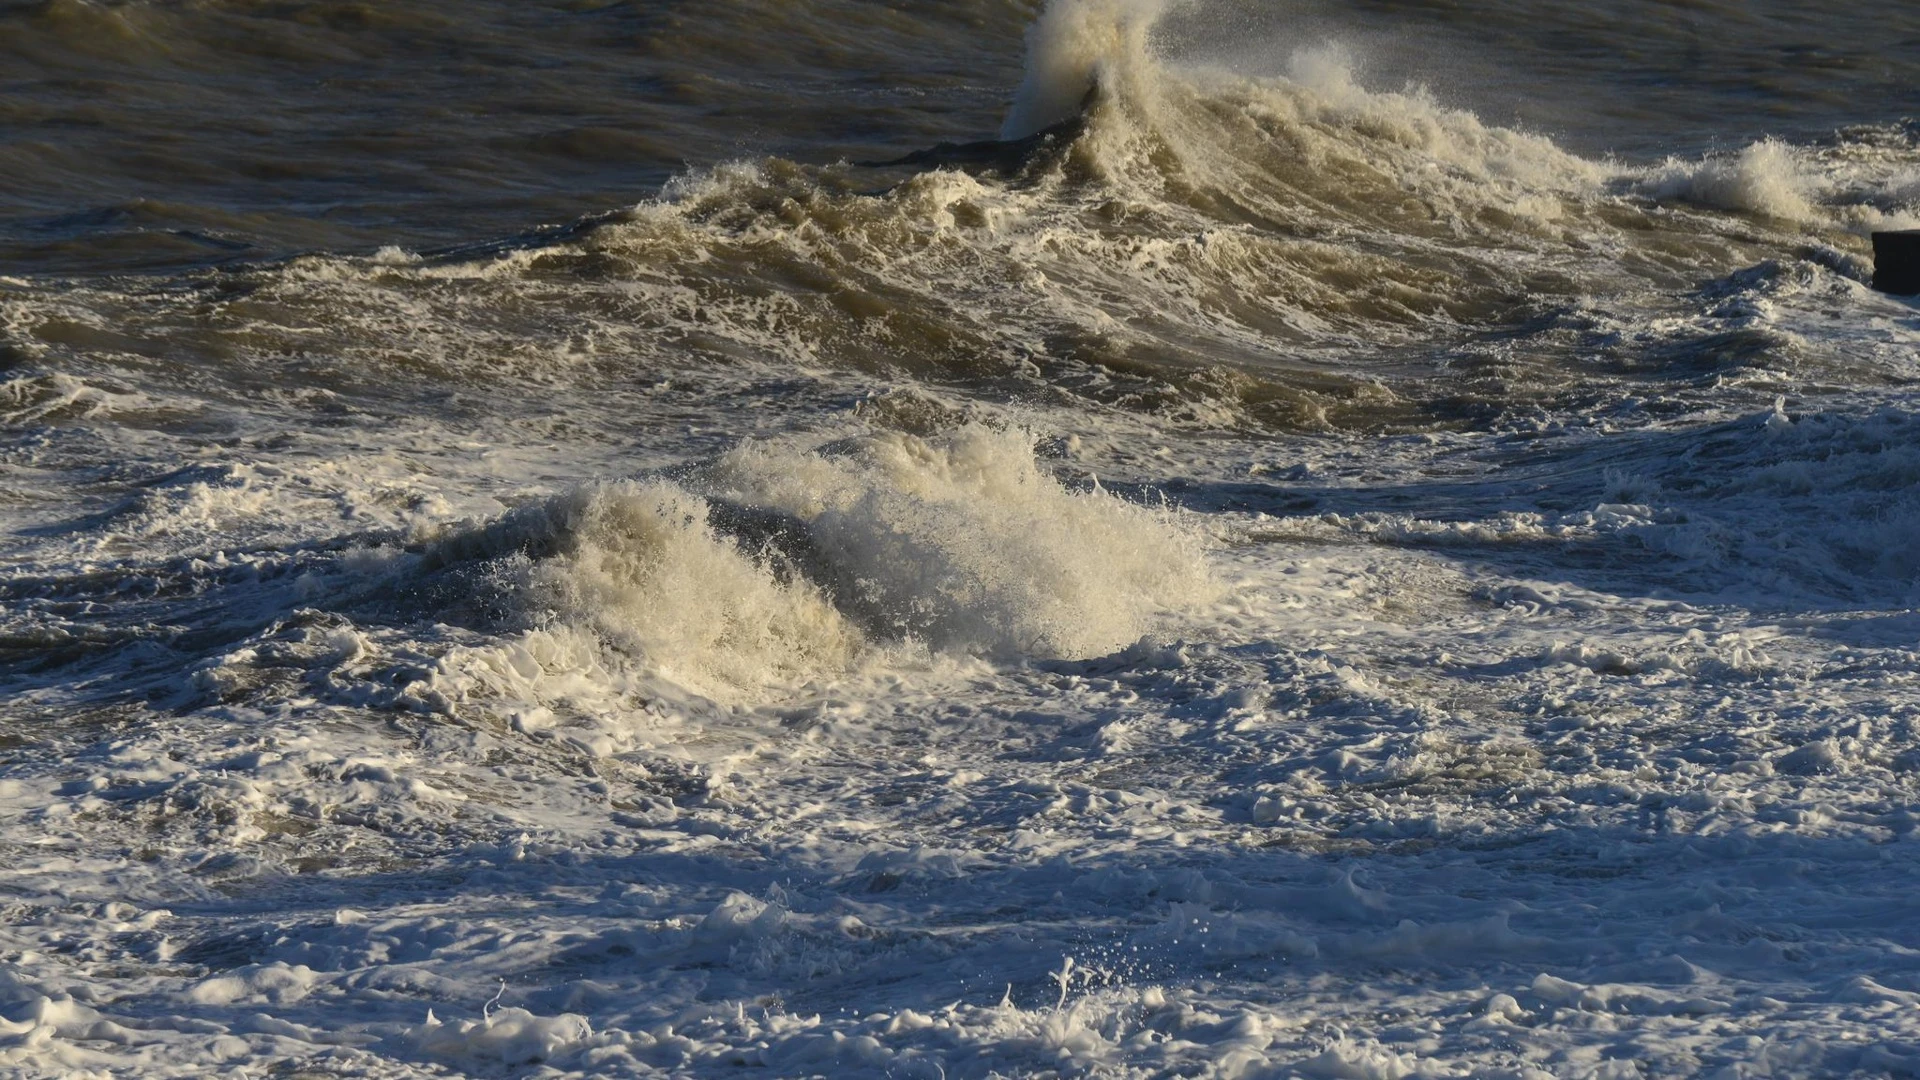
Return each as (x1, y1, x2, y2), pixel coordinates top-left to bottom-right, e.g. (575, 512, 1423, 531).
(704, 424, 1215, 659)
(1001, 0, 1176, 140)
(424, 479, 857, 700)
(518, 481, 860, 693)
(1647, 139, 1823, 224)
(425, 425, 1214, 703)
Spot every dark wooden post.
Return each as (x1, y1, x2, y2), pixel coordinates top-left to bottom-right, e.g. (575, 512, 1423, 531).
(1874, 231, 1920, 295)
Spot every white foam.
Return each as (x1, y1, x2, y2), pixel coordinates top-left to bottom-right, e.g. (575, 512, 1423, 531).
(421, 424, 1213, 709)
(408, 1006, 593, 1067)
(702, 424, 1215, 659)
(1647, 138, 1824, 223)
(0, 372, 148, 426)
(1643, 136, 1920, 233)
(505, 479, 859, 697)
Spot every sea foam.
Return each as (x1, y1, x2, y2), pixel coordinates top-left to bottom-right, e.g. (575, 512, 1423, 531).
(427, 424, 1213, 703)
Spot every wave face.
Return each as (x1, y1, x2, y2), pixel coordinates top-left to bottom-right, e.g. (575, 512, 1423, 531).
(5, 2, 1920, 1078)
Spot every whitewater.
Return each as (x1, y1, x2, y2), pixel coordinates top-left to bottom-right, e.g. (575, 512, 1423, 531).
(4, 0, 1920, 1075)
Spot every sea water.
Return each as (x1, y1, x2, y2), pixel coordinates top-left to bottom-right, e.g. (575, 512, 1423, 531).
(4, 0, 1920, 1075)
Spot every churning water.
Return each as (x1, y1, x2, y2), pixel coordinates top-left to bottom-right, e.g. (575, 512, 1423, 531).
(4, 1, 1920, 1075)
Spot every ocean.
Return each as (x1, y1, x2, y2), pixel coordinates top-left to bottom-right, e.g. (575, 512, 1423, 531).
(4, 0, 1920, 1075)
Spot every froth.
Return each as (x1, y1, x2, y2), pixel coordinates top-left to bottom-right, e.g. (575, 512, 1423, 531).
(1647, 140, 1823, 224)
(513, 481, 859, 695)
(705, 424, 1215, 659)
(432, 425, 1213, 703)
(1644, 137, 1920, 232)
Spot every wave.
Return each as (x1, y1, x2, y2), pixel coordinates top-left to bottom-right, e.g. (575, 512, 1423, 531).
(417, 424, 1214, 703)
(8, 0, 1917, 446)
(995, 0, 1920, 232)
(1644, 133, 1920, 230)
(395, 0, 1918, 419)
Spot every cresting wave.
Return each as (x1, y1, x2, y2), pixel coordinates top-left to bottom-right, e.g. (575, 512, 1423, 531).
(549, 0, 1920, 437)
(999, 0, 1919, 231)
(412, 424, 1213, 705)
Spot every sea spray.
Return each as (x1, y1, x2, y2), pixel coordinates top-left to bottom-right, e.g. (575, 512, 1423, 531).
(1647, 139, 1825, 223)
(1001, 0, 1178, 140)
(703, 423, 1216, 659)
(514, 480, 860, 695)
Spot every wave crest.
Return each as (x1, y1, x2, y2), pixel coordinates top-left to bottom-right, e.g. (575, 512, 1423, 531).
(424, 425, 1214, 702)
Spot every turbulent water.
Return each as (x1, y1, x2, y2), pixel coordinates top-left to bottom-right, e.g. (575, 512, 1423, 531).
(4, 1, 1920, 1076)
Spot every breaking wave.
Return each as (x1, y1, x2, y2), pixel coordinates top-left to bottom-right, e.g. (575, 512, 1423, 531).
(422, 424, 1214, 701)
